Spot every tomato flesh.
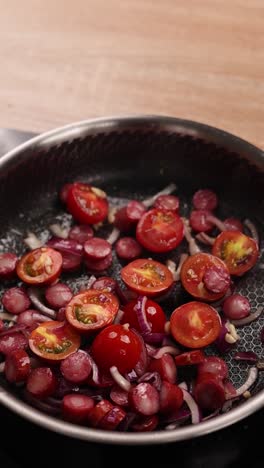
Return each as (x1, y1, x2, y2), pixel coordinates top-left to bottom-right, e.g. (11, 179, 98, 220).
(16, 247, 62, 285)
(91, 324, 143, 373)
(121, 258, 173, 297)
(212, 230, 259, 276)
(67, 182, 108, 225)
(121, 299, 166, 333)
(29, 321, 80, 360)
(180, 252, 230, 301)
(136, 209, 184, 253)
(170, 301, 221, 348)
(65, 290, 119, 333)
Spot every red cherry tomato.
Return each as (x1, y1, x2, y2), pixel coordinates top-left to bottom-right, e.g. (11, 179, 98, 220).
(120, 299, 166, 333)
(120, 259, 173, 297)
(66, 182, 108, 225)
(16, 247, 62, 285)
(29, 320, 81, 361)
(212, 231, 259, 276)
(136, 209, 184, 253)
(65, 290, 119, 333)
(170, 301, 221, 348)
(180, 252, 230, 301)
(174, 350, 205, 366)
(91, 324, 143, 374)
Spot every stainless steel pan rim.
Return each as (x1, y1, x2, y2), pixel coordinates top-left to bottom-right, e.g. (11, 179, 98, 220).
(0, 114, 263, 445)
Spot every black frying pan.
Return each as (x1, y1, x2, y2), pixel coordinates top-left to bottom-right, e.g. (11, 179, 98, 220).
(0, 116, 263, 445)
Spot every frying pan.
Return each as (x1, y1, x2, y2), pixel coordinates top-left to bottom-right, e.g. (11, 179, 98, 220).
(0, 115, 263, 445)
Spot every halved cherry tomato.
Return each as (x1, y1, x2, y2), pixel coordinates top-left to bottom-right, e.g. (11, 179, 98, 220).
(170, 301, 221, 348)
(65, 290, 119, 333)
(91, 324, 143, 374)
(16, 247, 62, 285)
(29, 321, 80, 361)
(174, 350, 205, 366)
(120, 299, 166, 333)
(136, 209, 184, 253)
(66, 182, 108, 225)
(180, 252, 230, 301)
(212, 230, 259, 276)
(120, 258, 173, 297)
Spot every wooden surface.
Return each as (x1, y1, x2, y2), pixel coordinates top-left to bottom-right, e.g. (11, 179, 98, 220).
(0, 0, 263, 148)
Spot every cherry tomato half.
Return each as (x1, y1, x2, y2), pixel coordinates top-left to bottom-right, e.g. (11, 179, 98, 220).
(212, 230, 259, 276)
(170, 301, 221, 348)
(180, 252, 230, 301)
(66, 182, 108, 225)
(120, 258, 173, 297)
(136, 209, 184, 253)
(91, 324, 143, 374)
(120, 299, 166, 333)
(16, 247, 62, 285)
(65, 290, 119, 333)
(29, 321, 80, 361)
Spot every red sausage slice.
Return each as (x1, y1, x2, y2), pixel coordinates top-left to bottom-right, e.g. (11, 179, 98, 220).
(148, 354, 177, 384)
(62, 394, 95, 423)
(45, 283, 73, 309)
(84, 238, 111, 261)
(2, 287, 31, 314)
(99, 406, 127, 430)
(115, 237, 142, 261)
(110, 386, 129, 406)
(69, 225, 94, 244)
(0, 253, 18, 280)
(131, 415, 159, 432)
(126, 201, 146, 222)
(84, 252, 113, 272)
(5, 349, 31, 383)
(26, 367, 57, 398)
(60, 351, 92, 384)
(154, 195, 180, 212)
(0, 332, 28, 355)
(87, 399, 114, 427)
(159, 381, 183, 414)
(192, 189, 218, 211)
(62, 252, 82, 272)
(197, 356, 228, 380)
(129, 382, 160, 416)
(194, 373, 226, 410)
(190, 210, 214, 232)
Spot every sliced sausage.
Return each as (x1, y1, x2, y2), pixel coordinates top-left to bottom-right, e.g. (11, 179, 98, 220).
(197, 356, 228, 380)
(148, 354, 177, 384)
(62, 252, 82, 272)
(0, 332, 28, 355)
(45, 283, 73, 309)
(84, 251, 113, 273)
(26, 367, 57, 398)
(99, 406, 127, 430)
(194, 373, 226, 410)
(69, 225, 94, 244)
(129, 382, 160, 416)
(159, 381, 183, 414)
(87, 399, 114, 427)
(60, 351, 92, 384)
(84, 238, 111, 261)
(110, 386, 129, 406)
(2, 287, 31, 314)
(5, 349, 31, 383)
(131, 414, 159, 432)
(0, 253, 18, 280)
(203, 266, 230, 293)
(154, 195, 180, 212)
(192, 189, 218, 211)
(126, 201, 146, 222)
(189, 210, 214, 232)
(115, 237, 142, 261)
(62, 394, 95, 423)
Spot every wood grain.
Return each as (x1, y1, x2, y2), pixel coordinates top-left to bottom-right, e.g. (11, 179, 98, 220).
(0, 0, 263, 147)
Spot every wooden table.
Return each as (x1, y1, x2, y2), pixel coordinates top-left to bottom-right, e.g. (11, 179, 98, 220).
(0, 0, 263, 148)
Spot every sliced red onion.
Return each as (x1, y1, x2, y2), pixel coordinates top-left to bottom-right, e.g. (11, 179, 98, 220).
(244, 219, 259, 244)
(215, 319, 238, 353)
(142, 332, 166, 345)
(153, 345, 181, 359)
(106, 228, 120, 245)
(166, 254, 188, 282)
(132, 328, 148, 377)
(226, 367, 258, 399)
(142, 183, 177, 208)
(0, 312, 17, 322)
(145, 344, 157, 358)
(110, 366, 132, 392)
(135, 296, 151, 334)
(49, 224, 69, 239)
(182, 218, 201, 255)
(182, 389, 201, 424)
(234, 351, 258, 363)
(138, 371, 162, 391)
(88, 355, 100, 386)
(0, 324, 27, 337)
(47, 237, 83, 257)
(196, 232, 216, 246)
(205, 214, 227, 232)
(125, 369, 138, 382)
(178, 381, 188, 390)
(231, 307, 263, 327)
(0, 362, 5, 373)
(86, 275, 97, 289)
(27, 287, 57, 319)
